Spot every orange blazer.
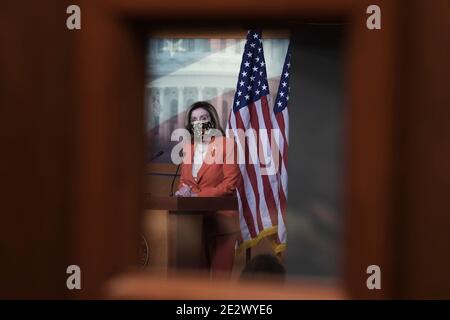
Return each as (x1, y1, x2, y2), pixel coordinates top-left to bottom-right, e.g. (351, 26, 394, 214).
(178, 136, 241, 197)
(178, 136, 241, 236)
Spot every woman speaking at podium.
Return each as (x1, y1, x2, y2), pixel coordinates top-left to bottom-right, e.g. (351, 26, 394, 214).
(174, 101, 241, 278)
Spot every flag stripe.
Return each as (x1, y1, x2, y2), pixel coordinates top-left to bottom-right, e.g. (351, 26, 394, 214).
(229, 110, 259, 237)
(250, 98, 280, 226)
(235, 109, 265, 233)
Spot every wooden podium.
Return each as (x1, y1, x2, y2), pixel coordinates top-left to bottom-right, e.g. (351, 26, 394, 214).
(143, 195, 238, 271)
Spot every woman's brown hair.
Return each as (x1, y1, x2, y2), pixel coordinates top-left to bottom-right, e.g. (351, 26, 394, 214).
(184, 101, 225, 137)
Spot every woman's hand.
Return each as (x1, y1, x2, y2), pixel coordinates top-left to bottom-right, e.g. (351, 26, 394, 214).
(174, 183, 192, 197)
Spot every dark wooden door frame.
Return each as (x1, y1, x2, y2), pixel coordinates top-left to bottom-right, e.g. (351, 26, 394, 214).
(71, 0, 399, 298)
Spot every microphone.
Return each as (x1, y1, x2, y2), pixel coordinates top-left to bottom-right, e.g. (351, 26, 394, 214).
(170, 163, 182, 196)
(149, 150, 164, 162)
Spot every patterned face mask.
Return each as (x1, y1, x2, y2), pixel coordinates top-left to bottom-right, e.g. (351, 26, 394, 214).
(191, 120, 214, 138)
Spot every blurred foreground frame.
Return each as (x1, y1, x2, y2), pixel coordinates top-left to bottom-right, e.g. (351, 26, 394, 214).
(1, 0, 449, 299)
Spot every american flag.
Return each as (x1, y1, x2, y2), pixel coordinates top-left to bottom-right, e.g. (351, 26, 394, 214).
(272, 44, 291, 252)
(226, 30, 289, 254)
